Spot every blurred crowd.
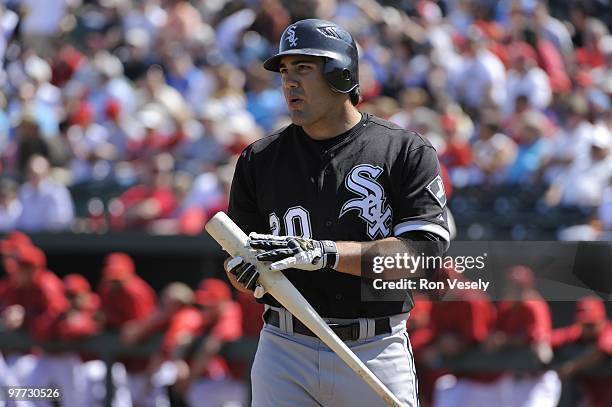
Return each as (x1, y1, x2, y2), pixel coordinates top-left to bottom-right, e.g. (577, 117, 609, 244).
(409, 265, 612, 407)
(0, 231, 264, 407)
(1, 233, 611, 407)
(0, 0, 611, 238)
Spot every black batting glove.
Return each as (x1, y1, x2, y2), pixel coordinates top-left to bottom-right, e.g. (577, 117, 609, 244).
(248, 233, 339, 271)
(225, 256, 266, 298)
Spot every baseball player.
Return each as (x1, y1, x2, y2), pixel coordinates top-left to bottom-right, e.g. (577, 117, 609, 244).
(552, 296, 612, 407)
(487, 266, 560, 407)
(97, 252, 159, 407)
(224, 19, 450, 406)
(424, 270, 500, 407)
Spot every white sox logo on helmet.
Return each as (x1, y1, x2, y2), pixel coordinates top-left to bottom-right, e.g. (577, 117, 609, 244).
(340, 164, 392, 239)
(286, 25, 298, 47)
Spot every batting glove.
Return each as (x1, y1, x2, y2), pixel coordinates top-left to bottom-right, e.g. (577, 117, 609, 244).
(225, 256, 266, 299)
(248, 233, 339, 272)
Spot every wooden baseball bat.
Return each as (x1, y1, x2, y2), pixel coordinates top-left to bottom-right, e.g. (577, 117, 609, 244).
(205, 212, 403, 407)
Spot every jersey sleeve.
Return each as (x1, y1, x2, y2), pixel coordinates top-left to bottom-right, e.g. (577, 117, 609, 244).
(228, 148, 268, 234)
(393, 144, 450, 241)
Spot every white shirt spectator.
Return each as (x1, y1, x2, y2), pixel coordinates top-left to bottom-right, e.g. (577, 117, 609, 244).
(560, 156, 612, 207)
(17, 179, 75, 231)
(505, 67, 552, 115)
(453, 49, 507, 109)
(543, 121, 593, 182)
(557, 126, 612, 207)
(18, 0, 71, 36)
(67, 123, 113, 184)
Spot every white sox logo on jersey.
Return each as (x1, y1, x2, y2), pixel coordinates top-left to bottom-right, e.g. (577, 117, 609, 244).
(286, 25, 298, 47)
(340, 164, 392, 239)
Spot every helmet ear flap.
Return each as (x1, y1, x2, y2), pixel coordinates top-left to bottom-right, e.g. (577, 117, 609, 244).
(342, 69, 351, 80)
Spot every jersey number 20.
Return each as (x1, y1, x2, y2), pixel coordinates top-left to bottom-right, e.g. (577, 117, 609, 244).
(269, 206, 312, 238)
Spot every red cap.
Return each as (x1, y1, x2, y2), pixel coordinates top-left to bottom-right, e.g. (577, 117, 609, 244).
(64, 274, 91, 294)
(576, 296, 607, 324)
(0, 231, 33, 255)
(102, 252, 135, 281)
(196, 278, 231, 306)
(506, 265, 535, 288)
(14, 244, 46, 269)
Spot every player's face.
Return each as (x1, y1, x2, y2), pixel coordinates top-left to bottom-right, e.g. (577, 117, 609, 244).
(279, 55, 345, 128)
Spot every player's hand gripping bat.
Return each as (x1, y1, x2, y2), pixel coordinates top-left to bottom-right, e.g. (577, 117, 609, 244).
(205, 212, 404, 407)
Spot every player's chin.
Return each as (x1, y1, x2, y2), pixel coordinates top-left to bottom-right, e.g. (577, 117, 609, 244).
(289, 111, 310, 126)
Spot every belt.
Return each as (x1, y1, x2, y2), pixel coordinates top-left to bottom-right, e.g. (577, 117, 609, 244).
(264, 309, 391, 341)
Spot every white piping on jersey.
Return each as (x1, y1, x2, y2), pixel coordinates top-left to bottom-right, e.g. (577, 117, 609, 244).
(393, 220, 450, 242)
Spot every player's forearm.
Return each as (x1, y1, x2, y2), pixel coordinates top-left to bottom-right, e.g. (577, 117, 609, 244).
(335, 237, 430, 278)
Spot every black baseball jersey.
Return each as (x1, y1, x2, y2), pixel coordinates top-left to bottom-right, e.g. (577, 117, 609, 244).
(228, 112, 449, 318)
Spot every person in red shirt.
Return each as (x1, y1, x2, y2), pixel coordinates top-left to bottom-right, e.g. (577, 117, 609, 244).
(486, 266, 561, 407)
(98, 252, 157, 330)
(552, 296, 612, 407)
(0, 244, 88, 406)
(111, 153, 177, 231)
(424, 269, 500, 407)
(120, 281, 198, 407)
(0, 231, 33, 278)
(97, 252, 158, 406)
(170, 278, 245, 407)
(439, 114, 473, 171)
(60, 274, 100, 341)
(0, 244, 69, 341)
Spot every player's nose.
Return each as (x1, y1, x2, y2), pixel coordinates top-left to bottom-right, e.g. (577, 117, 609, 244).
(282, 74, 300, 89)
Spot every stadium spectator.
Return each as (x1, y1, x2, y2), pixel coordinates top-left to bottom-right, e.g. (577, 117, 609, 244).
(504, 42, 552, 115)
(504, 110, 551, 184)
(439, 113, 473, 170)
(450, 26, 507, 115)
(470, 116, 517, 185)
(15, 155, 74, 232)
(0, 178, 22, 232)
(4, 108, 50, 178)
(537, 95, 592, 184)
(112, 153, 177, 231)
(552, 297, 612, 407)
(66, 101, 116, 184)
(545, 124, 612, 208)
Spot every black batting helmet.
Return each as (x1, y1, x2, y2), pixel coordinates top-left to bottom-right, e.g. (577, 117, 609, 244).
(263, 19, 359, 93)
